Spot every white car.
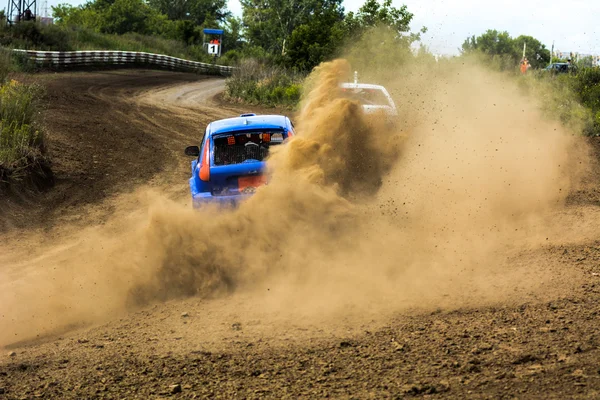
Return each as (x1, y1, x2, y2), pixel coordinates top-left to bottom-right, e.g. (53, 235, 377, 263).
(340, 82, 398, 116)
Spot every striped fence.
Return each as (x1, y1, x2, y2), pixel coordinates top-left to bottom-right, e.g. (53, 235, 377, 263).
(11, 49, 235, 76)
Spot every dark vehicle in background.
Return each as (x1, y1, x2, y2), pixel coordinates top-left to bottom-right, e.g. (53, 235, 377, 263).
(544, 62, 577, 74)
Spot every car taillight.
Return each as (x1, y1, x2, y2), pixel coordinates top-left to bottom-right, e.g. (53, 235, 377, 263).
(199, 142, 210, 181)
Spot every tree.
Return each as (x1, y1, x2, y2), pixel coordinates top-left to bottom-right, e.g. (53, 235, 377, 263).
(101, 0, 160, 35)
(239, 0, 423, 71)
(170, 19, 201, 43)
(240, 0, 343, 57)
(343, 0, 415, 38)
(513, 35, 550, 69)
(340, 0, 422, 78)
(147, 0, 229, 26)
(52, 3, 103, 29)
(576, 55, 594, 69)
(53, 0, 167, 35)
(461, 29, 514, 57)
(285, 1, 345, 71)
(461, 30, 550, 69)
(222, 16, 244, 52)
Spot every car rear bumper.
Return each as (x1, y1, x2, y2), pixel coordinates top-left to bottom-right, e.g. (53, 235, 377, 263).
(192, 192, 253, 209)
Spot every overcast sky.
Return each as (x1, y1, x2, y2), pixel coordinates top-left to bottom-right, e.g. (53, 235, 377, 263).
(43, 0, 599, 55)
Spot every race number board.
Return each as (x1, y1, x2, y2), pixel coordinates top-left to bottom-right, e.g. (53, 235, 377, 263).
(208, 44, 220, 55)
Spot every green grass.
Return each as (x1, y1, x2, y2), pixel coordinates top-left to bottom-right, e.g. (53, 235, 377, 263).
(0, 50, 45, 184)
(225, 59, 304, 108)
(515, 68, 600, 137)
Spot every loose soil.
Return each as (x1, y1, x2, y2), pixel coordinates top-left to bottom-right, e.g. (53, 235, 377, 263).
(0, 70, 600, 399)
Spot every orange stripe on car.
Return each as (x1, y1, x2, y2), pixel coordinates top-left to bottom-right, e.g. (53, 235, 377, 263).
(199, 142, 210, 181)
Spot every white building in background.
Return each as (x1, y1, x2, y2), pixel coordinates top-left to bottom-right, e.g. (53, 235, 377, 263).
(37, 16, 53, 26)
(554, 50, 600, 67)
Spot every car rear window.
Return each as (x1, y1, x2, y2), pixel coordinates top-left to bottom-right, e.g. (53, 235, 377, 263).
(341, 87, 390, 107)
(213, 130, 285, 166)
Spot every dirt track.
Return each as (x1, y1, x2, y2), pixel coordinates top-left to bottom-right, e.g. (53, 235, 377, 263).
(1, 70, 600, 399)
(0, 71, 240, 232)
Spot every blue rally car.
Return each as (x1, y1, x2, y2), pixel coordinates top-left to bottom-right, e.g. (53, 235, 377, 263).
(185, 113, 295, 207)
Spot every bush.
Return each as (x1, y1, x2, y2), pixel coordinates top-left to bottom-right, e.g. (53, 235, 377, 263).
(0, 49, 12, 83)
(516, 67, 600, 137)
(38, 24, 72, 51)
(557, 68, 600, 136)
(0, 21, 72, 51)
(225, 59, 304, 108)
(0, 79, 45, 181)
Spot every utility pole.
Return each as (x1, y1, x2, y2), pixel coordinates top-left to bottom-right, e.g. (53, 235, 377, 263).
(7, 0, 38, 24)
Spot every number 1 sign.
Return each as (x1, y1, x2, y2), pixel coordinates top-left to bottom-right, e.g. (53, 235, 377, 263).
(208, 44, 220, 55)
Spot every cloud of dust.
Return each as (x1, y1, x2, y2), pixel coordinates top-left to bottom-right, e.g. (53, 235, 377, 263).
(0, 55, 590, 347)
(128, 57, 588, 316)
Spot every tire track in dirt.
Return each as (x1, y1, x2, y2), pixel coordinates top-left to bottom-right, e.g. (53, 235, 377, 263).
(0, 70, 230, 234)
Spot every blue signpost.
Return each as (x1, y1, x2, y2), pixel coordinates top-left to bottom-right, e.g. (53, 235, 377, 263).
(203, 28, 224, 60)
